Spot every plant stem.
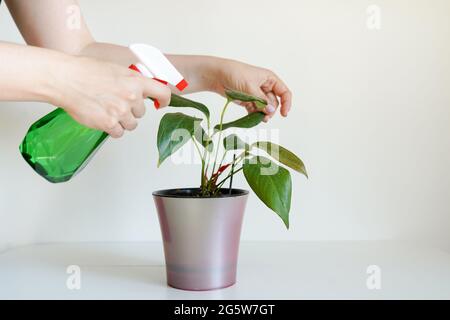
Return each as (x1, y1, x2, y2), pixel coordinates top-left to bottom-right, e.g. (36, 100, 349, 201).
(229, 154, 236, 194)
(191, 136, 205, 187)
(218, 150, 229, 170)
(191, 136, 203, 160)
(200, 121, 211, 190)
(216, 166, 243, 190)
(211, 99, 231, 177)
(213, 151, 247, 193)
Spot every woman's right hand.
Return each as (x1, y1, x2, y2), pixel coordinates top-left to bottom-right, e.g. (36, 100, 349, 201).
(51, 56, 171, 138)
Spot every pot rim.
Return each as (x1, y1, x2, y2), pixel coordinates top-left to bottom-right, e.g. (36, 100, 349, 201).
(152, 187, 249, 199)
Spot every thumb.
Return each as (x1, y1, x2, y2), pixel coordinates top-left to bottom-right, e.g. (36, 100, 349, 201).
(248, 87, 278, 115)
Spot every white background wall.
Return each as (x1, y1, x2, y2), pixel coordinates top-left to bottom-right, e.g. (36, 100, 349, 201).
(1, 0, 449, 252)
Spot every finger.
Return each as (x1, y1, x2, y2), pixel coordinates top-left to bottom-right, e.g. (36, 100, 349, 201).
(245, 105, 256, 114)
(261, 81, 278, 103)
(119, 112, 138, 131)
(131, 100, 146, 118)
(248, 87, 274, 114)
(125, 90, 146, 119)
(107, 123, 125, 138)
(140, 77, 172, 108)
(272, 77, 292, 117)
(240, 101, 256, 113)
(263, 91, 278, 117)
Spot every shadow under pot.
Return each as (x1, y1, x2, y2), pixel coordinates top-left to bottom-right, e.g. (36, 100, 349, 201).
(153, 188, 249, 291)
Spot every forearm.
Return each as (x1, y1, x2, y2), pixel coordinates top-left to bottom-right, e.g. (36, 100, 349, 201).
(79, 42, 221, 93)
(0, 41, 219, 105)
(78, 42, 136, 67)
(0, 42, 71, 103)
(6, 0, 222, 95)
(166, 54, 221, 93)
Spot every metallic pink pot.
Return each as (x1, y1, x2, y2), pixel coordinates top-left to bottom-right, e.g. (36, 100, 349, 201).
(153, 188, 248, 291)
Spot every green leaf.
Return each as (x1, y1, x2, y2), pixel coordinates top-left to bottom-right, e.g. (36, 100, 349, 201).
(169, 94, 210, 120)
(243, 156, 292, 228)
(157, 112, 202, 166)
(223, 134, 249, 151)
(253, 141, 308, 178)
(214, 112, 265, 132)
(225, 89, 267, 110)
(195, 127, 213, 152)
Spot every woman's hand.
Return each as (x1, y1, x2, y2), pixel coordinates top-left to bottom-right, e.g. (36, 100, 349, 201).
(211, 59, 292, 122)
(167, 55, 292, 122)
(51, 56, 172, 138)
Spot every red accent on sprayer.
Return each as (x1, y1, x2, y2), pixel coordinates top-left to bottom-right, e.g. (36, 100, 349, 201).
(129, 64, 140, 73)
(154, 78, 168, 85)
(176, 79, 188, 91)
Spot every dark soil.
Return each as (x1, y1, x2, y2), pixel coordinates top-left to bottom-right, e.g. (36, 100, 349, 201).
(152, 188, 249, 198)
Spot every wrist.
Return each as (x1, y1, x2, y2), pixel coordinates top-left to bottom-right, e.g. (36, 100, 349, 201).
(23, 58, 68, 107)
(167, 55, 226, 93)
(43, 54, 81, 107)
(197, 56, 225, 93)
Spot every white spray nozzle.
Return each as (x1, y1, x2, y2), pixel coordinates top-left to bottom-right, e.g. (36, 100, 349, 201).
(129, 43, 188, 91)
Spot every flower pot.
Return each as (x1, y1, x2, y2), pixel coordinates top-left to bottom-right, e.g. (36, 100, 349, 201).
(153, 188, 249, 291)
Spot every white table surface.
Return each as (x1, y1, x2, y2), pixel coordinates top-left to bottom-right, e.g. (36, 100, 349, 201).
(1, 241, 449, 300)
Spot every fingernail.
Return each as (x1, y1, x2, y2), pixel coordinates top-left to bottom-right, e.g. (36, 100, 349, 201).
(266, 104, 276, 113)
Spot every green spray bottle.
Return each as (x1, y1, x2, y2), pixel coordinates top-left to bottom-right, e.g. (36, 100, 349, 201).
(19, 44, 188, 183)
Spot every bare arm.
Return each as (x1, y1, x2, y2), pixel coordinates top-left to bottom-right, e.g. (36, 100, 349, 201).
(5, 0, 292, 120)
(1, 0, 172, 138)
(5, 0, 93, 54)
(0, 41, 69, 103)
(5, 0, 216, 91)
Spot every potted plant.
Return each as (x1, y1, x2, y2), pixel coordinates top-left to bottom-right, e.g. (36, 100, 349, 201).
(153, 90, 307, 291)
